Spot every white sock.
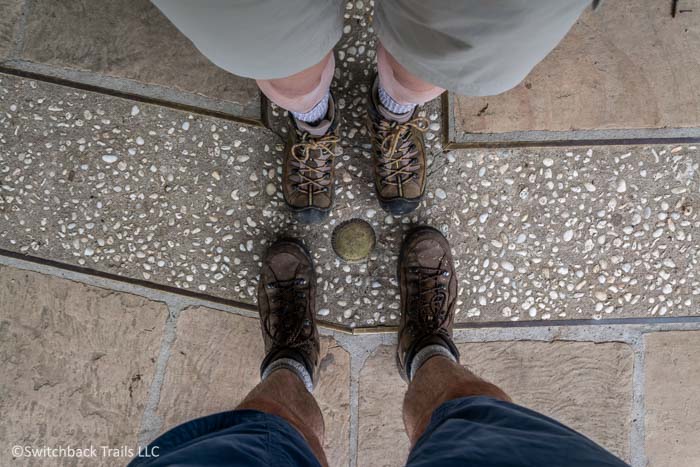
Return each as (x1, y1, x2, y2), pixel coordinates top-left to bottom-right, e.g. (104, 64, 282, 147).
(261, 357, 314, 392)
(378, 85, 417, 115)
(291, 93, 330, 124)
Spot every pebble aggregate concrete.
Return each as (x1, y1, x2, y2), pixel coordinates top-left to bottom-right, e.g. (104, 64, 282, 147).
(2, 73, 700, 328)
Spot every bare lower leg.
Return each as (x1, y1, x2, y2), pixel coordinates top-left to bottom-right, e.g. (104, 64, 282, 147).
(403, 356, 511, 446)
(377, 43, 445, 105)
(237, 369, 328, 466)
(256, 52, 335, 113)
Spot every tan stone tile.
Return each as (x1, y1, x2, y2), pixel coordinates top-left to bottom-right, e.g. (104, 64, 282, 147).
(357, 346, 409, 467)
(155, 306, 350, 467)
(315, 339, 352, 467)
(0, 265, 167, 466)
(644, 331, 700, 467)
(20, 0, 259, 118)
(0, 0, 23, 58)
(452, 0, 700, 135)
(358, 341, 633, 466)
(458, 341, 633, 461)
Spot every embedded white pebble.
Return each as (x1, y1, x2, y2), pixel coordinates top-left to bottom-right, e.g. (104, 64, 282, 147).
(563, 230, 574, 242)
(102, 155, 118, 164)
(131, 105, 140, 116)
(594, 291, 608, 301)
(616, 179, 627, 193)
(266, 183, 276, 196)
(543, 158, 554, 167)
(182, 121, 190, 130)
(435, 188, 447, 200)
(136, 136, 145, 146)
(318, 308, 330, 316)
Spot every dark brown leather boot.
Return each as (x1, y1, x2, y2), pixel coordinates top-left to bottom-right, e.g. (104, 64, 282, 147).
(257, 239, 320, 391)
(396, 226, 460, 382)
(368, 76, 429, 216)
(283, 95, 340, 224)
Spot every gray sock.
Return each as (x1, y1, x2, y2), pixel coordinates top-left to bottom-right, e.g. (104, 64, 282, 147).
(261, 357, 314, 393)
(409, 344, 458, 381)
(378, 85, 417, 115)
(291, 92, 330, 124)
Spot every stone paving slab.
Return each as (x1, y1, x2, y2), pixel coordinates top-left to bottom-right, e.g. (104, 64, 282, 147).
(644, 331, 700, 467)
(0, 265, 167, 466)
(153, 306, 350, 467)
(358, 341, 633, 466)
(357, 346, 409, 467)
(5, 0, 260, 120)
(450, 0, 700, 141)
(3, 72, 700, 328)
(0, 0, 22, 59)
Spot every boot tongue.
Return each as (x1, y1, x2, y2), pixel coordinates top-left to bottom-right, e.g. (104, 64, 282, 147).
(296, 117, 332, 137)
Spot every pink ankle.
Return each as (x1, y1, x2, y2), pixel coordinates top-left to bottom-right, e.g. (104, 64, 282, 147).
(377, 43, 445, 105)
(256, 53, 335, 114)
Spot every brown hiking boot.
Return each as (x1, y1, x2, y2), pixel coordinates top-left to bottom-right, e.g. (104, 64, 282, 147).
(283, 94, 340, 224)
(396, 226, 460, 381)
(368, 76, 429, 216)
(257, 239, 320, 390)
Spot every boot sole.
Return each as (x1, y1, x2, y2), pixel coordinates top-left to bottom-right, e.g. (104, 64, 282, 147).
(290, 206, 331, 224)
(378, 196, 421, 216)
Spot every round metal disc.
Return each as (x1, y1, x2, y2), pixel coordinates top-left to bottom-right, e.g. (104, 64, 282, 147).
(332, 219, 376, 262)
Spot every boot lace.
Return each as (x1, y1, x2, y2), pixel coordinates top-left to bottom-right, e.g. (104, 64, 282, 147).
(374, 117, 430, 186)
(407, 265, 451, 334)
(262, 277, 313, 348)
(290, 133, 339, 195)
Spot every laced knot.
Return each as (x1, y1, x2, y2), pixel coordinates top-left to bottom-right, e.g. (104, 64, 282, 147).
(407, 265, 451, 333)
(290, 133, 339, 194)
(263, 277, 313, 348)
(375, 117, 430, 186)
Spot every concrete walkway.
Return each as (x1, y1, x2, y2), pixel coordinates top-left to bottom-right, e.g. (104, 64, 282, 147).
(2, 73, 700, 328)
(2, 257, 699, 466)
(1, 1, 699, 466)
